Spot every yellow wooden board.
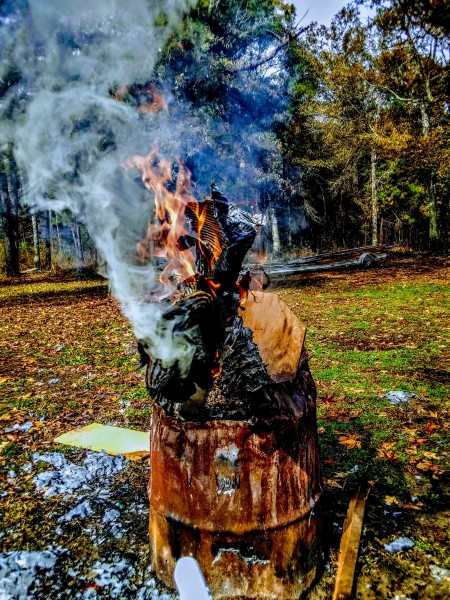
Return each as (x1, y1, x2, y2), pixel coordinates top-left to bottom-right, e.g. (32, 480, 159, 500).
(55, 423, 149, 460)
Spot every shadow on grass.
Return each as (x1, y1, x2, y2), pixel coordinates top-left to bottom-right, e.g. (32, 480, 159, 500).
(0, 284, 108, 309)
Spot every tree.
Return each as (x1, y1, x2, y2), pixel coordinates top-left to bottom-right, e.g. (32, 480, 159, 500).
(278, 0, 449, 251)
(365, 0, 450, 249)
(0, 149, 21, 276)
(278, 8, 387, 249)
(154, 0, 305, 231)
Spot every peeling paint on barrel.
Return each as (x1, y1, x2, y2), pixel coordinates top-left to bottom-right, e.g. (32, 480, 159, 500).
(214, 444, 241, 496)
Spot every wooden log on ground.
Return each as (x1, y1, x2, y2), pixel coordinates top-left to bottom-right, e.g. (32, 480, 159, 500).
(332, 484, 371, 600)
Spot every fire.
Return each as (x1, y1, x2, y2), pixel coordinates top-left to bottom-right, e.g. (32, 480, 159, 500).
(205, 279, 221, 298)
(124, 149, 197, 297)
(211, 351, 223, 378)
(114, 83, 169, 114)
(137, 84, 169, 114)
(124, 149, 225, 301)
(118, 85, 227, 302)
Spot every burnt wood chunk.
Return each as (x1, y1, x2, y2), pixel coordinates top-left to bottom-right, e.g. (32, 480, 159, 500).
(239, 291, 306, 383)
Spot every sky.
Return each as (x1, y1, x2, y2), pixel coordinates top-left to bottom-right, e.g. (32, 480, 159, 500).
(292, 0, 374, 27)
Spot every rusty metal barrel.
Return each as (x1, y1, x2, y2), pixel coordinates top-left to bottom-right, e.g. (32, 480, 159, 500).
(148, 397, 322, 599)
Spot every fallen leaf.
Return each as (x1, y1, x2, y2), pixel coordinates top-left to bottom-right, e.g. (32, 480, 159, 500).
(323, 478, 343, 489)
(403, 428, 418, 436)
(338, 433, 362, 450)
(378, 448, 398, 461)
(416, 461, 441, 473)
(321, 393, 336, 405)
(421, 450, 439, 460)
(400, 502, 424, 511)
(385, 495, 399, 505)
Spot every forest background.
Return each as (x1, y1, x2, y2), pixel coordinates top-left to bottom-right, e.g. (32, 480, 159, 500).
(1, 0, 449, 276)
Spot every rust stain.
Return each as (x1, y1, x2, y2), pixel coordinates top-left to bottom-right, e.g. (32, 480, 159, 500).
(149, 405, 321, 536)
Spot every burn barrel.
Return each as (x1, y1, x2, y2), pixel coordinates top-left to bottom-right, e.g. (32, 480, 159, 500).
(147, 292, 322, 597)
(148, 387, 322, 598)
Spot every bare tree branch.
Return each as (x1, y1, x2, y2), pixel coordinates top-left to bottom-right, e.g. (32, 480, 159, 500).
(227, 26, 310, 73)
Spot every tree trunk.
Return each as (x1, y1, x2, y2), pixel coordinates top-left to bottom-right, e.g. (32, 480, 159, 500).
(283, 160, 292, 250)
(77, 224, 84, 262)
(32, 213, 41, 270)
(55, 218, 61, 246)
(71, 223, 84, 262)
(371, 151, 378, 246)
(419, 103, 440, 248)
(269, 203, 281, 254)
(1, 153, 21, 277)
(428, 186, 438, 242)
(43, 210, 52, 269)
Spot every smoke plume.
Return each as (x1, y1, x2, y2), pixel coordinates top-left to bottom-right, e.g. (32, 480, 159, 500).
(0, 0, 201, 371)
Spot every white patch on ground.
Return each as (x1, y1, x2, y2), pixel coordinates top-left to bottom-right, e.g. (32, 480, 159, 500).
(4, 422, 33, 433)
(102, 509, 120, 523)
(59, 500, 94, 523)
(90, 558, 135, 598)
(2, 451, 176, 598)
(0, 550, 59, 600)
(32, 451, 126, 497)
(384, 537, 415, 553)
(429, 564, 450, 584)
(381, 391, 420, 405)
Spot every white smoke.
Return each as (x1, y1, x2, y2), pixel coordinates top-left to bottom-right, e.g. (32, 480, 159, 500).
(1, 0, 198, 371)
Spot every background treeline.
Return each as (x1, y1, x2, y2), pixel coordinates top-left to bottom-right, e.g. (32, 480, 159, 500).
(1, 0, 448, 275)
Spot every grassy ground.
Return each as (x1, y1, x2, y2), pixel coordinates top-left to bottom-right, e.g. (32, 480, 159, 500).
(0, 255, 449, 598)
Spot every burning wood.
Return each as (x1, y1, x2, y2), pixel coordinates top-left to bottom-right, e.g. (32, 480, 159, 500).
(125, 149, 264, 418)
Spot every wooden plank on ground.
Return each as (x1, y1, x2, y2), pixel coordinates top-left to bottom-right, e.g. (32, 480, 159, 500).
(332, 484, 370, 600)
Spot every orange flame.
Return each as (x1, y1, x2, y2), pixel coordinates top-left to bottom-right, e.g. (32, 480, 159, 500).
(124, 150, 198, 297)
(114, 83, 169, 115)
(205, 279, 221, 298)
(211, 350, 222, 378)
